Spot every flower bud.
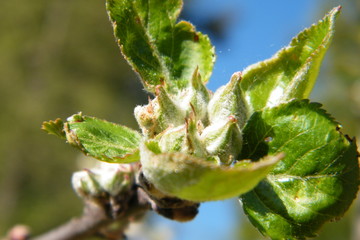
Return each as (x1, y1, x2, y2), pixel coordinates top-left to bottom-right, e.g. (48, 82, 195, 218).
(134, 98, 156, 137)
(157, 117, 206, 158)
(201, 115, 242, 165)
(158, 125, 187, 153)
(72, 163, 134, 198)
(176, 67, 211, 124)
(207, 72, 248, 128)
(72, 169, 101, 198)
(135, 85, 185, 138)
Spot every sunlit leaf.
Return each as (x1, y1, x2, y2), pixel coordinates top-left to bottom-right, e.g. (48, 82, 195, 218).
(141, 141, 282, 202)
(239, 100, 359, 239)
(65, 113, 142, 163)
(106, 0, 215, 93)
(240, 7, 341, 113)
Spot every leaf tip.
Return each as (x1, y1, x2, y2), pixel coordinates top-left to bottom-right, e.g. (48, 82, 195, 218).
(334, 5, 342, 13)
(328, 5, 342, 21)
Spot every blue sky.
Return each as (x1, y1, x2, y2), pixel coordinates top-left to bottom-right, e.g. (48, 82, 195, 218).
(135, 1, 345, 239)
(186, 0, 320, 91)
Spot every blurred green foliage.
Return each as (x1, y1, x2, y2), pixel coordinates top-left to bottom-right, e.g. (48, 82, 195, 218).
(0, 0, 146, 235)
(314, 2, 360, 238)
(317, 0, 360, 136)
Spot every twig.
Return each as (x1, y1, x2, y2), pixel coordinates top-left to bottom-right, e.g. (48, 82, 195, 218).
(32, 201, 112, 240)
(31, 187, 150, 240)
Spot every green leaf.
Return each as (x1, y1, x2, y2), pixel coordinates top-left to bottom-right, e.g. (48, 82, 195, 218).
(140, 141, 282, 202)
(106, 0, 215, 93)
(239, 100, 359, 239)
(240, 7, 341, 113)
(42, 118, 66, 139)
(65, 113, 142, 163)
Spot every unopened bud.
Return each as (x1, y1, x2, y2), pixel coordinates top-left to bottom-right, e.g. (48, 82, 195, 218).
(158, 125, 187, 153)
(201, 115, 242, 165)
(134, 98, 156, 137)
(135, 85, 185, 137)
(207, 72, 248, 128)
(157, 118, 206, 158)
(72, 163, 134, 198)
(72, 170, 101, 197)
(177, 68, 210, 124)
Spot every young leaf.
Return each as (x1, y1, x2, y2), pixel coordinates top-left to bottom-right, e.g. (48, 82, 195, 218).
(106, 0, 215, 93)
(239, 100, 359, 239)
(42, 118, 66, 139)
(64, 113, 142, 163)
(140, 141, 282, 202)
(240, 7, 341, 113)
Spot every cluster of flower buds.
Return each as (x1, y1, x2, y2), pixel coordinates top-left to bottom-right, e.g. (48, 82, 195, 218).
(135, 70, 248, 166)
(131, 69, 278, 203)
(134, 68, 210, 138)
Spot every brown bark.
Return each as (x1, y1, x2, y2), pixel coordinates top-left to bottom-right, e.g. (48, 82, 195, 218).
(31, 187, 150, 240)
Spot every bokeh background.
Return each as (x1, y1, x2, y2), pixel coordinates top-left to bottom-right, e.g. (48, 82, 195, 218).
(0, 0, 359, 239)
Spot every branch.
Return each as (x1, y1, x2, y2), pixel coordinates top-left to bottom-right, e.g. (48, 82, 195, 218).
(32, 201, 112, 240)
(14, 170, 200, 240)
(31, 187, 150, 240)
